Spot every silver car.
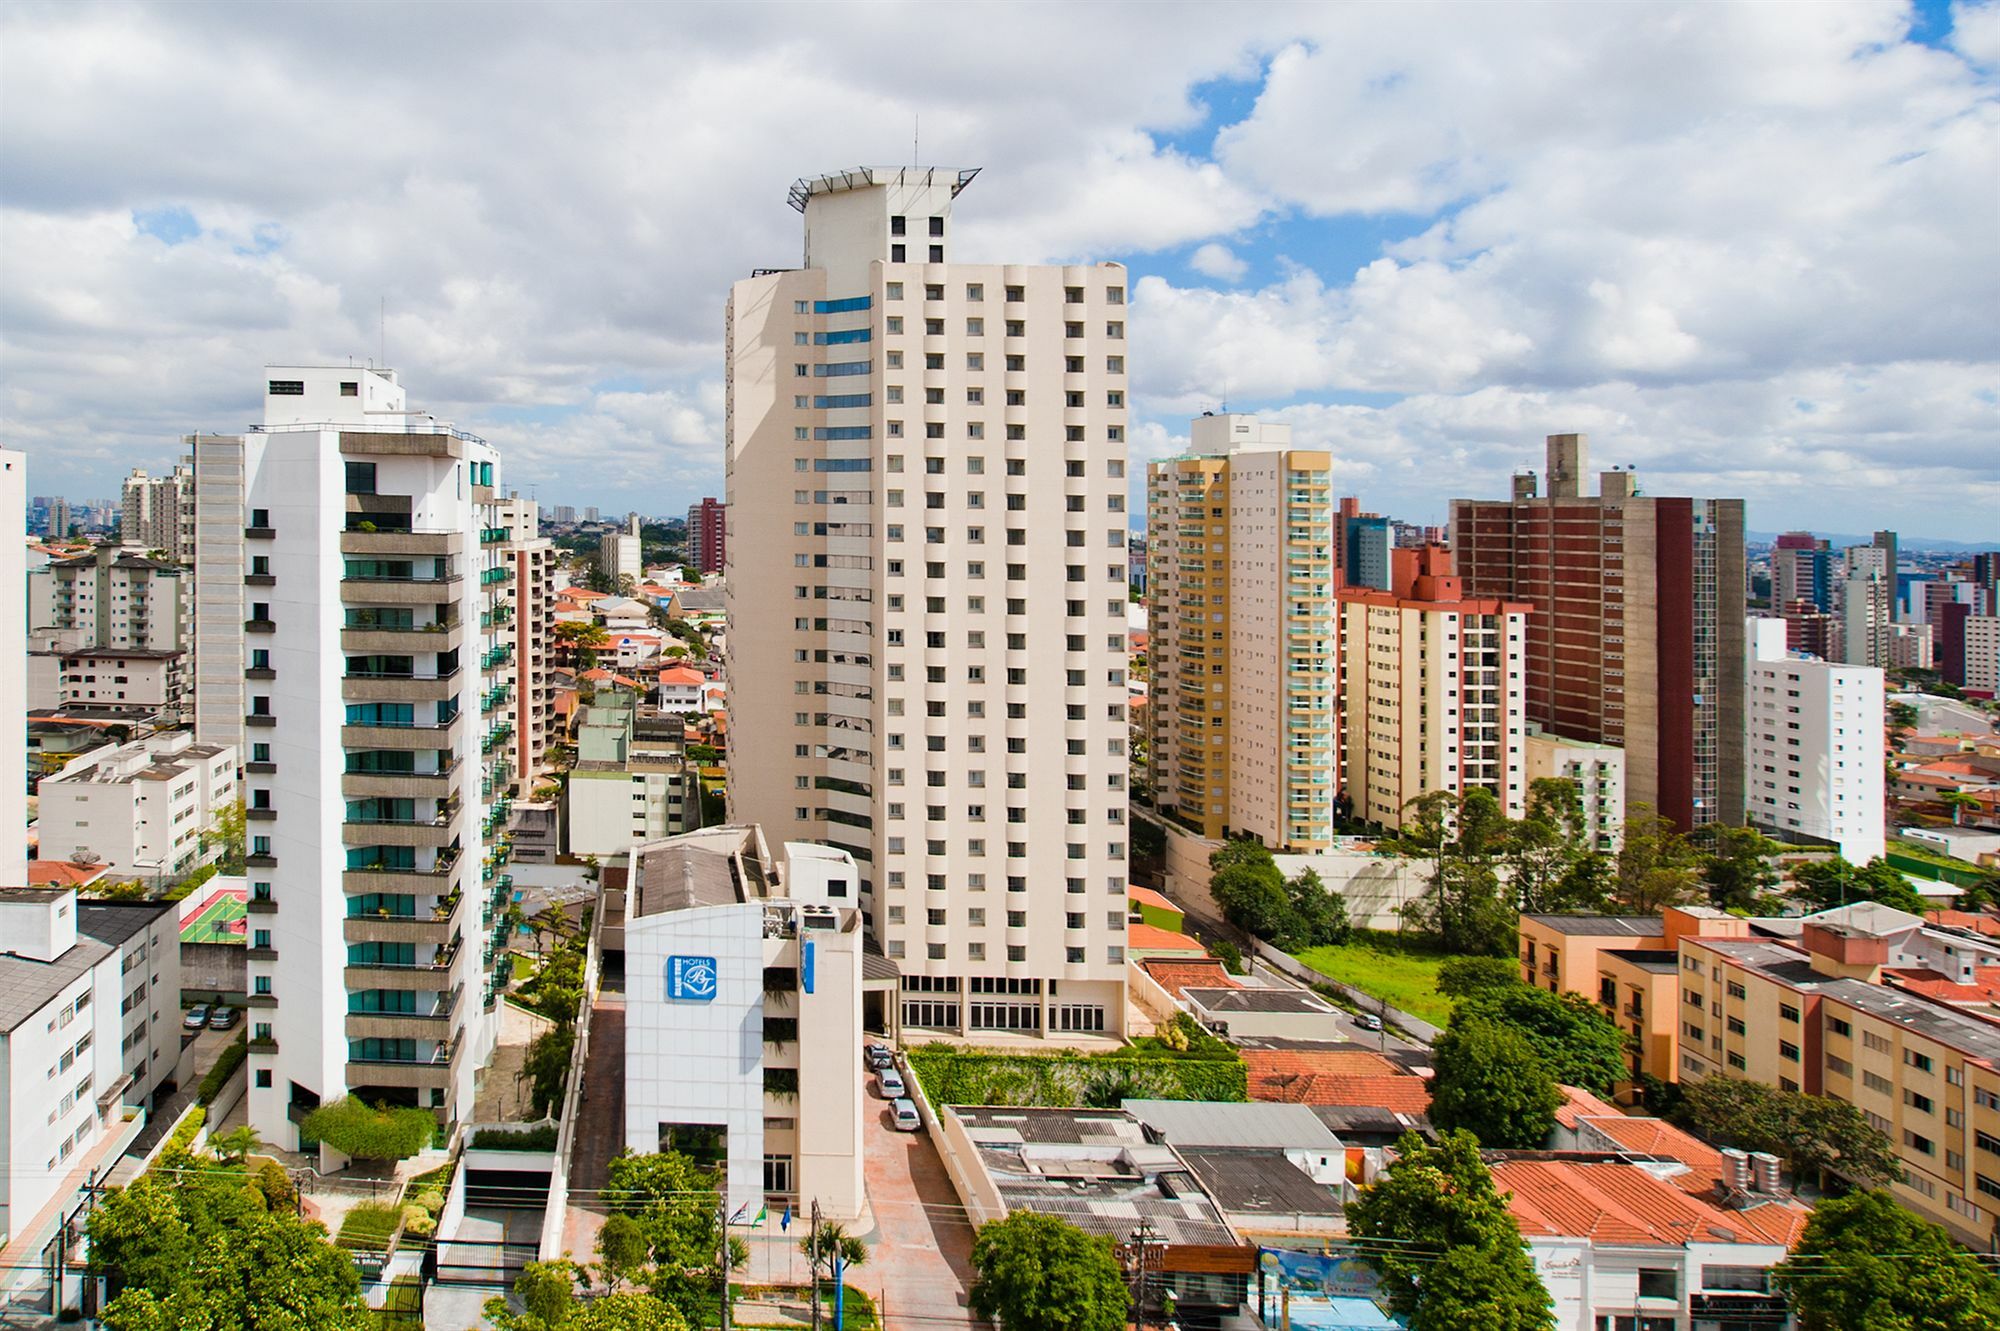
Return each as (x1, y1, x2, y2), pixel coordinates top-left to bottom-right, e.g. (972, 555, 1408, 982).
(891, 1098, 922, 1132)
(877, 1067, 907, 1099)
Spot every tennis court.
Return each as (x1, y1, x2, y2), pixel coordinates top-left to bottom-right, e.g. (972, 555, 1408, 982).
(179, 881, 247, 944)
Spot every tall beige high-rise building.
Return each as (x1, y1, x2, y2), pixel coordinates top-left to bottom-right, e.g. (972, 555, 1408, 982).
(495, 495, 556, 793)
(1337, 546, 1531, 829)
(726, 167, 1131, 1039)
(1146, 414, 1337, 849)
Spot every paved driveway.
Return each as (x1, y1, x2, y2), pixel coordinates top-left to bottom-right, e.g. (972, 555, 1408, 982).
(858, 1089, 978, 1330)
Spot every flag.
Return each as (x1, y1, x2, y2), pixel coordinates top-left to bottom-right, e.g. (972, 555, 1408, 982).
(781, 1205, 792, 1232)
(752, 1204, 768, 1228)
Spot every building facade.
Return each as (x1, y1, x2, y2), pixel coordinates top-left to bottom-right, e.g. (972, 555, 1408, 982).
(686, 497, 726, 576)
(1337, 546, 1529, 829)
(496, 495, 556, 793)
(224, 366, 506, 1152)
(189, 432, 248, 758)
(119, 465, 195, 563)
(37, 734, 237, 883)
(1522, 728, 1626, 853)
(600, 516, 642, 587)
(725, 167, 1130, 1038)
(1746, 617, 1885, 862)
(1965, 616, 2000, 697)
(566, 689, 700, 854)
(27, 546, 189, 718)
(1146, 414, 1337, 849)
(1451, 433, 1746, 831)
(622, 828, 864, 1219)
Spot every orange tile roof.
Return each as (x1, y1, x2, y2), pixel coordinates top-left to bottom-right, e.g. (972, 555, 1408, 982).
(1140, 957, 1238, 998)
(1492, 1159, 1809, 1249)
(1241, 1048, 1431, 1113)
(565, 587, 609, 599)
(1127, 922, 1204, 954)
(1127, 884, 1180, 913)
(1884, 966, 2000, 1004)
(578, 668, 640, 688)
(1931, 909, 2000, 938)
(28, 860, 106, 887)
(658, 666, 705, 686)
(1554, 1084, 1626, 1128)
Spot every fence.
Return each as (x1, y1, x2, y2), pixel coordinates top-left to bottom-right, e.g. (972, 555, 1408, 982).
(538, 876, 607, 1260)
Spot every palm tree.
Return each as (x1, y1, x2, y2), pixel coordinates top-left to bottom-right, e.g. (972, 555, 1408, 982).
(1942, 792, 1981, 827)
(801, 1219, 869, 1272)
(211, 1124, 263, 1167)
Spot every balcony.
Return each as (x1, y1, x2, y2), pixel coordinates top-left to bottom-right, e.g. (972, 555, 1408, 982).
(340, 574, 463, 605)
(345, 988, 461, 1040)
(245, 617, 276, 634)
(247, 896, 277, 915)
(346, 1040, 460, 1089)
(341, 668, 462, 704)
(342, 950, 461, 992)
(340, 529, 457, 557)
(343, 913, 454, 946)
(245, 525, 276, 539)
(341, 766, 458, 799)
(341, 620, 466, 655)
(340, 805, 462, 848)
(340, 712, 462, 749)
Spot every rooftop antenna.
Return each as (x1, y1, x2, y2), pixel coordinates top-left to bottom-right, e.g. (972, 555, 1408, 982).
(913, 113, 919, 167)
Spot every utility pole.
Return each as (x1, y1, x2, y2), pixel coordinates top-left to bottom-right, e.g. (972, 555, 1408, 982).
(1129, 1221, 1160, 1331)
(718, 1200, 733, 1331)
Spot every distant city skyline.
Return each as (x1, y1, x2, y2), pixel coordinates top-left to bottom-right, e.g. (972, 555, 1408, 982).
(3, 2, 1995, 538)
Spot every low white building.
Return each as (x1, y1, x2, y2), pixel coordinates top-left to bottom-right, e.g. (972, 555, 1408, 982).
(0, 889, 180, 1249)
(622, 827, 864, 1219)
(656, 666, 707, 714)
(565, 692, 699, 855)
(1493, 1155, 1806, 1331)
(1745, 617, 1886, 862)
(37, 733, 237, 882)
(1523, 728, 1627, 853)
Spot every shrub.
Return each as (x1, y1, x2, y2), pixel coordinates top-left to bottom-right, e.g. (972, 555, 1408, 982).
(905, 1041, 1246, 1108)
(301, 1098, 437, 1161)
(156, 1105, 207, 1164)
(400, 1204, 436, 1237)
(196, 1032, 249, 1105)
(470, 1124, 560, 1152)
(335, 1202, 401, 1252)
(1211, 938, 1245, 974)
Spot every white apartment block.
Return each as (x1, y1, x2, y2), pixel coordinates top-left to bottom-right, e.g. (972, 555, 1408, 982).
(1837, 544, 1892, 669)
(496, 495, 556, 793)
(119, 465, 194, 563)
(600, 517, 641, 586)
(189, 432, 248, 758)
(1147, 414, 1338, 849)
(2, 448, 25, 886)
(0, 890, 179, 1248)
(224, 366, 505, 1153)
(1337, 549, 1530, 829)
(37, 733, 237, 882)
(566, 690, 699, 855)
(27, 545, 188, 717)
(622, 828, 864, 1219)
(725, 167, 1131, 1039)
(1745, 617, 1885, 863)
(1966, 616, 2000, 696)
(1523, 728, 1627, 853)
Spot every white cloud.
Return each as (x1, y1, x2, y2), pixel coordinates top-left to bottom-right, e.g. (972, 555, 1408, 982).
(1188, 242, 1247, 282)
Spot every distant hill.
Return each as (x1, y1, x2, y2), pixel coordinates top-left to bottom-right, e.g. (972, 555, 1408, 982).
(1747, 530, 2000, 554)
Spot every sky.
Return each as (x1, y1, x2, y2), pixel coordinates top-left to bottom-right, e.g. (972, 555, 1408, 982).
(2, 0, 1996, 541)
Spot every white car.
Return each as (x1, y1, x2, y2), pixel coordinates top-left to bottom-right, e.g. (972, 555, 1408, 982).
(877, 1067, 907, 1099)
(891, 1098, 922, 1132)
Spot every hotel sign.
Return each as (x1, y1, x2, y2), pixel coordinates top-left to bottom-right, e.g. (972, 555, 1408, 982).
(667, 955, 718, 1002)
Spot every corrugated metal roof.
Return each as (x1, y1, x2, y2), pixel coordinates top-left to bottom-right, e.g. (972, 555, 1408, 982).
(1124, 1099, 1342, 1151)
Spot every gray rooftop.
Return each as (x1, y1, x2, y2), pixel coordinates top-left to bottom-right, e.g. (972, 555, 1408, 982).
(78, 900, 172, 949)
(0, 937, 114, 1033)
(632, 844, 744, 917)
(1173, 1147, 1344, 1217)
(1604, 948, 1681, 974)
(953, 1107, 1239, 1247)
(1819, 975, 2000, 1063)
(1522, 915, 1664, 936)
(1183, 987, 1337, 1016)
(1124, 1099, 1342, 1152)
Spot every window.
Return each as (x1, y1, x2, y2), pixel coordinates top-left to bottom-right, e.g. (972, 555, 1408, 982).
(344, 461, 377, 495)
(1635, 1269, 1677, 1301)
(268, 379, 304, 395)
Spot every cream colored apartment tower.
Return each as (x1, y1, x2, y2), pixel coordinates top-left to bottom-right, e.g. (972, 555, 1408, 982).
(726, 168, 1132, 1039)
(1146, 415, 1337, 849)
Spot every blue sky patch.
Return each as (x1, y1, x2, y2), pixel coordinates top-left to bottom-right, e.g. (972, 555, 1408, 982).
(132, 205, 199, 245)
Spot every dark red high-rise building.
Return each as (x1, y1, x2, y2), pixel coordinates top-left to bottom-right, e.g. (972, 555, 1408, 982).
(685, 496, 726, 576)
(1451, 434, 1747, 832)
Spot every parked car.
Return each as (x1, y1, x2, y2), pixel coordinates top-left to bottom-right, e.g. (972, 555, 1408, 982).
(877, 1067, 907, 1099)
(864, 1043, 895, 1071)
(184, 1005, 210, 1030)
(891, 1098, 922, 1132)
(1356, 1012, 1383, 1032)
(209, 1006, 239, 1031)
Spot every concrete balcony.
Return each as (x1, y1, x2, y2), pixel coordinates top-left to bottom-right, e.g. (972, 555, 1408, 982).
(340, 530, 458, 557)
(341, 670, 462, 704)
(345, 991, 460, 1041)
(340, 575, 463, 606)
(341, 621, 466, 655)
(340, 806, 463, 848)
(341, 768, 459, 800)
(343, 914, 454, 946)
(342, 957, 459, 992)
(346, 1049, 456, 1090)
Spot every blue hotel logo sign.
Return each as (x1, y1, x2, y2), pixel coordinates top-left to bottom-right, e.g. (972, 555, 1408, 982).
(667, 956, 718, 1002)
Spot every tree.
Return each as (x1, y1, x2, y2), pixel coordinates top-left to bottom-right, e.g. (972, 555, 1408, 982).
(1454, 983, 1629, 1095)
(1614, 806, 1704, 913)
(523, 1024, 576, 1118)
(1668, 1075, 1899, 1187)
(1941, 791, 1981, 826)
(554, 619, 611, 669)
(1283, 866, 1351, 948)
(1436, 955, 1524, 998)
(91, 1172, 369, 1331)
(210, 798, 247, 873)
(209, 1124, 262, 1167)
(1695, 824, 1784, 913)
(596, 1214, 653, 1293)
(968, 1212, 1130, 1331)
(1887, 700, 1920, 731)
(801, 1218, 869, 1269)
(1791, 856, 1931, 916)
(1210, 860, 1290, 940)
(1772, 1191, 2000, 1330)
(1428, 1017, 1562, 1148)
(1348, 1131, 1553, 1331)
(603, 1152, 743, 1322)
(1394, 789, 1518, 956)
(1508, 778, 1611, 914)
(299, 1097, 436, 1161)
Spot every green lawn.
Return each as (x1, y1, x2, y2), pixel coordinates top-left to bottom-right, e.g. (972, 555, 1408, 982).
(335, 1202, 401, 1252)
(1290, 932, 1455, 1027)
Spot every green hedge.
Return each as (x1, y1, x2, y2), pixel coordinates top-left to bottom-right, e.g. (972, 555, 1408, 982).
(470, 1124, 559, 1151)
(905, 1043, 1246, 1108)
(155, 1105, 206, 1165)
(196, 1032, 249, 1105)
